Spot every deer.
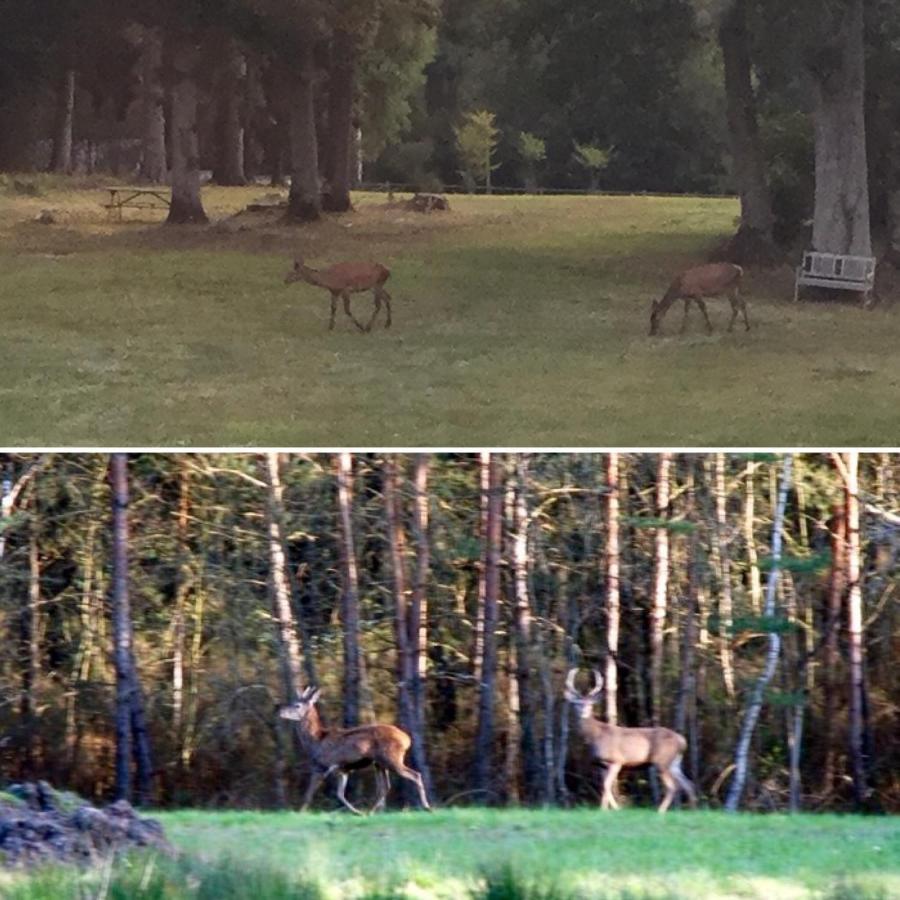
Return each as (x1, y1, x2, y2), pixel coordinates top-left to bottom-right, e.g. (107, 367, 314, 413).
(284, 256, 392, 332)
(564, 669, 697, 813)
(278, 685, 431, 815)
(649, 262, 748, 336)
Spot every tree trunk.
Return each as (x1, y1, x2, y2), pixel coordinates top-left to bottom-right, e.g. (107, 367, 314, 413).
(20, 522, 40, 777)
(214, 37, 246, 186)
(473, 453, 502, 801)
(49, 68, 75, 174)
(512, 456, 541, 803)
(473, 455, 490, 683)
(135, 27, 167, 183)
(809, 0, 871, 257)
(821, 502, 847, 795)
(166, 38, 208, 224)
(110, 454, 133, 802)
(384, 456, 417, 805)
(409, 454, 433, 795)
(713, 453, 736, 700)
(322, 29, 355, 212)
(336, 453, 361, 726)
(842, 452, 869, 807)
(650, 453, 671, 726)
(287, 34, 321, 222)
(605, 453, 620, 725)
(717, 0, 778, 262)
(744, 461, 762, 613)
(265, 453, 304, 704)
(725, 454, 793, 812)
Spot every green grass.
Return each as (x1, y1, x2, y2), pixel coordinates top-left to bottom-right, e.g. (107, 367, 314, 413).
(2, 182, 899, 445)
(1, 809, 897, 899)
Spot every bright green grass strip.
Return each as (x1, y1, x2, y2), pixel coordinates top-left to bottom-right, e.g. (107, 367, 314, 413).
(2, 188, 899, 445)
(152, 808, 899, 899)
(1, 809, 897, 899)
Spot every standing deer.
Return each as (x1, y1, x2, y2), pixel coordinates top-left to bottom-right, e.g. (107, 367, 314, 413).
(649, 262, 748, 336)
(564, 669, 697, 813)
(278, 686, 430, 815)
(284, 256, 392, 332)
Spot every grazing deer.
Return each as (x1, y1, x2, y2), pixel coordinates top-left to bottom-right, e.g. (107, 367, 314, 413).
(284, 256, 392, 332)
(278, 686, 430, 815)
(649, 262, 748, 336)
(564, 669, 697, 813)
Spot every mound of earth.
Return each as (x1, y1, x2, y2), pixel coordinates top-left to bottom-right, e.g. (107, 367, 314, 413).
(0, 781, 172, 867)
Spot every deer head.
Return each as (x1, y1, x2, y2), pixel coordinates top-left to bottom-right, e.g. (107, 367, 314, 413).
(564, 668, 604, 719)
(278, 685, 321, 722)
(284, 257, 309, 285)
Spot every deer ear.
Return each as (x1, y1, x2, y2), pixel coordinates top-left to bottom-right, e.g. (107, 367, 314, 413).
(309, 688, 321, 704)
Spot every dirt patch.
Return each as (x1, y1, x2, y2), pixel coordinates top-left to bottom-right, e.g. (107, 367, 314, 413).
(0, 781, 173, 868)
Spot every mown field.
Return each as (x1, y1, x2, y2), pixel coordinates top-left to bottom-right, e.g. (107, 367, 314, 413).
(2, 809, 898, 899)
(2, 177, 899, 446)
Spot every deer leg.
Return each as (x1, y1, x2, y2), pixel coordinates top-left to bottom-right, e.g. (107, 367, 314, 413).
(657, 766, 678, 814)
(671, 756, 698, 808)
(727, 298, 739, 332)
(342, 291, 367, 332)
(335, 771, 365, 816)
(363, 289, 382, 333)
(380, 287, 392, 329)
(600, 763, 622, 810)
(680, 299, 691, 333)
(371, 766, 390, 813)
(394, 764, 432, 811)
(696, 299, 713, 334)
(739, 293, 751, 331)
(329, 292, 338, 330)
(300, 770, 326, 811)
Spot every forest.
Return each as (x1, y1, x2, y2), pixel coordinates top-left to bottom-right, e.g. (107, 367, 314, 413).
(2, 0, 900, 262)
(1, 452, 897, 814)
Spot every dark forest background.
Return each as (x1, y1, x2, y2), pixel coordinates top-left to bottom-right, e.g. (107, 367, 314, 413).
(1, 453, 897, 813)
(2, 1, 900, 261)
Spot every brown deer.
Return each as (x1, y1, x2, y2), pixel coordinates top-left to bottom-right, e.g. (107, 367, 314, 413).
(649, 262, 748, 336)
(284, 257, 392, 332)
(564, 669, 697, 813)
(278, 686, 430, 815)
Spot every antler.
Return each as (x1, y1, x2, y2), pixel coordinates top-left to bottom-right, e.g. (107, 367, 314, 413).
(586, 669, 604, 700)
(565, 668, 580, 695)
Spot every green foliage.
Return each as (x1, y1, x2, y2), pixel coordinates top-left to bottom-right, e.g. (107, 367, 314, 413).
(626, 517, 697, 534)
(455, 110, 500, 187)
(730, 614, 797, 635)
(572, 142, 611, 174)
(757, 551, 831, 573)
(475, 865, 576, 900)
(517, 132, 546, 164)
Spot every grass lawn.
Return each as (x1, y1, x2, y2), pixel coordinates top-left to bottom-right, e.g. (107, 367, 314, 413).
(3, 808, 897, 899)
(2, 178, 899, 446)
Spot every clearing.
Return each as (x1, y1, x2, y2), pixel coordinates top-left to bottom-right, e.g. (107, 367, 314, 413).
(2, 180, 898, 446)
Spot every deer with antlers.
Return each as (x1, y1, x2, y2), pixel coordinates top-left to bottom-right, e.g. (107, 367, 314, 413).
(278, 686, 430, 815)
(284, 256, 393, 332)
(649, 262, 748, 336)
(564, 669, 697, 813)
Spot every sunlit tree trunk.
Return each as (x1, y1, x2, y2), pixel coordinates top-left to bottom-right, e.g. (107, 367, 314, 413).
(744, 461, 762, 613)
(512, 456, 541, 802)
(473, 453, 502, 800)
(650, 453, 671, 726)
(409, 454, 432, 795)
(336, 453, 361, 726)
(265, 453, 304, 704)
(713, 453, 736, 700)
(725, 454, 793, 811)
(605, 453, 620, 725)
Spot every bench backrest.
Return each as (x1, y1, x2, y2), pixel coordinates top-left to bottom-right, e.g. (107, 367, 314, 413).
(800, 251, 875, 284)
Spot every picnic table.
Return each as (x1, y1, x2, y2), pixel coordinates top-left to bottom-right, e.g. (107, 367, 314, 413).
(103, 185, 171, 219)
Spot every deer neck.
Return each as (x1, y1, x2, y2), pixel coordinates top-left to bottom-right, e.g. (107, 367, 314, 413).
(299, 265, 325, 288)
(293, 706, 325, 757)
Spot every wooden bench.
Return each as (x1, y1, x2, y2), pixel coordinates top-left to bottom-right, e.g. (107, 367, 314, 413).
(103, 186, 171, 220)
(794, 251, 876, 305)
